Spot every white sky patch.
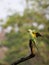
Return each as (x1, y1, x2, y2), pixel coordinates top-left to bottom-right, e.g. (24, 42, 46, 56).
(14, 27, 19, 32)
(4, 24, 19, 33)
(38, 24, 45, 30)
(0, 0, 26, 19)
(45, 14, 49, 20)
(44, 7, 49, 20)
(32, 22, 38, 27)
(4, 26, 12, 33)
(14, 24, 19, 32)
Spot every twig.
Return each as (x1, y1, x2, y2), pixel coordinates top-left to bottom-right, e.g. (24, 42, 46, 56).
(11, 54, 35, 65)
(11, 39, 35, 65)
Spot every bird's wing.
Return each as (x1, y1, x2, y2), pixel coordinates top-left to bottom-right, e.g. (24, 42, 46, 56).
(36, 32, 42, 37)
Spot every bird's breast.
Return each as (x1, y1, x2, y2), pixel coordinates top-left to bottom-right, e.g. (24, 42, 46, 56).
(32, 33, 36, 38)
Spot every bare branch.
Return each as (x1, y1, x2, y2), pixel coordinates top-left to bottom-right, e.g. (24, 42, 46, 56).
(11, 39, 35, 65)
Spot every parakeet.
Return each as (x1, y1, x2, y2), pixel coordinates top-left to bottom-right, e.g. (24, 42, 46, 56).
(28, 29, 42, 55)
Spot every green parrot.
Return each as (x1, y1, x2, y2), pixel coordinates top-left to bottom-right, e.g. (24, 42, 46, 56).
(28, 29, 42, 43)
(28, 29, 42, 55)
(28, 29, 45, 64)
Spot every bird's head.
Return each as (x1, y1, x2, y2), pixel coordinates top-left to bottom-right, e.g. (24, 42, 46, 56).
(28, 29, 42, 38)
(28, 29, 36, 34)
(28, 29, 36, 38)
(28, 29, 32, 34)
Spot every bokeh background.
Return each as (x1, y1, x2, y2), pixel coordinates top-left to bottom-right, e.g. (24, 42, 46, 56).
(0, 0, 49, 65)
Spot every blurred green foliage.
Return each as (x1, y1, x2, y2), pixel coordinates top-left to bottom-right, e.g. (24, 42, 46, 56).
(0, 0, 49, 65)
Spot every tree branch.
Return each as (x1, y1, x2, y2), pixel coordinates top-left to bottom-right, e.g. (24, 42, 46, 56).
(11, 39, 35, 65)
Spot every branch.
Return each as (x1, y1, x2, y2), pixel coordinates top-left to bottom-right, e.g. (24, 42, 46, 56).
(11, 39, 35, 65)
(11, 54, 35, 65)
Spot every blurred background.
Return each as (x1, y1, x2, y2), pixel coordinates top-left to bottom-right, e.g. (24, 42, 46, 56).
(0, 0, 49, 65)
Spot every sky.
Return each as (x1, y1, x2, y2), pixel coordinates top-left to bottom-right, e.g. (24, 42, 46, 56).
(0, 0, 26, 19)
(0, 0, 26, 32)
(0, 0, 49, 20)
(0, 0, 49, 32)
